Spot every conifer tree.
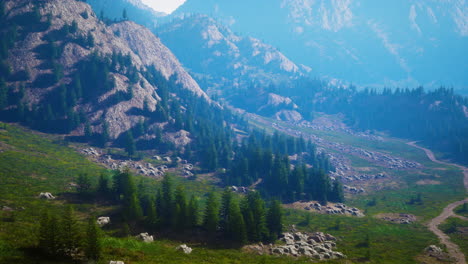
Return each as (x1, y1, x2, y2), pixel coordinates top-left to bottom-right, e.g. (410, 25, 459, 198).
(85, 215, 101, 261)
(120, 170, 142, 221)
(97, 173, 110, 196)
(245, 192, 268, 242)
(187, 195, 199, 228)
(60, 205, 81, 257)
(266, 200, 283, 241)
(124, 130, 136, 156)
(77, 173, 92, 197)
(219, 188, 233, 232)
(203, 191, 220, 236)
(173, 185, 187, 231)
(226, 198, 247, 244)
(160, 174, 174, 226)
(146, 198, 159, 232)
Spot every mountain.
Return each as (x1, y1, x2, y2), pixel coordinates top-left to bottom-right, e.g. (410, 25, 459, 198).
(174, 0, 468, 90)
(156, 14, 306, 93)
(0, 0, 208, 140)
(87, 0, 165, 27)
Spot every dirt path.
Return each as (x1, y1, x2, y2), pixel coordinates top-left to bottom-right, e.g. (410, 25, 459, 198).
(407, 142, 468, 264)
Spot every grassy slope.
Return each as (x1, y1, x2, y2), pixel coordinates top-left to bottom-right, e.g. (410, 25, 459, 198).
(0, 123, 456, 263)
(439, 217, 468, 261)
(0, 123, 340, 264)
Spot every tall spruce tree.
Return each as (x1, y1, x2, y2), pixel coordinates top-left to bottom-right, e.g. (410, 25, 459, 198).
(225, 198, 247, 244)
(60, 205, 81, 257)
(187, 195, 199, 228)
(203, 191, 220, 236)
(120, 169, 142, 221)
(266, 200, 283, 241)
(160, 174, 174, 226)
(85, 215, 101, 261)
(173, 185, 187, 231)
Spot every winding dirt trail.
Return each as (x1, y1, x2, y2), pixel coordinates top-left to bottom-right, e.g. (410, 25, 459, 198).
(407, 142, 468, 264)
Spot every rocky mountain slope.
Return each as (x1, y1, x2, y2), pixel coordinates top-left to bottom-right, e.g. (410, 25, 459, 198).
(1, 0, 208, 139)
(174, 0, 468, 90)
(156, 14, 306, 93)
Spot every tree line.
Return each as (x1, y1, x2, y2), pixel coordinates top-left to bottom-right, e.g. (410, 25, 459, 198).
(79, 170, 283, 245)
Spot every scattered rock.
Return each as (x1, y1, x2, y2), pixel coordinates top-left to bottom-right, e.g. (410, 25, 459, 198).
(136, 232, 154, 243)
(176, 244, 192, 254)
(39, 192, 55, 200)
(97, 216, 110, 227)
(246, 232, 346, 260)
(1, 206, 14, 211)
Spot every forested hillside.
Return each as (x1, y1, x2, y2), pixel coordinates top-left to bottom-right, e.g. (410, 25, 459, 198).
(269, 78, 468, 164)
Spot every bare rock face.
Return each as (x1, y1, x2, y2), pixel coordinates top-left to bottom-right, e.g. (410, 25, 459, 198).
(164, 130, 192, 147)
(110, 22, 208, 100)
(4, 0, 210, 139)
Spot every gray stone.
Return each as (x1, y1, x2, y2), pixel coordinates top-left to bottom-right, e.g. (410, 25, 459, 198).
(97, 216, 110, 227)
(136, 232, 153, 243)
(176, 244, 192, 254)
(39, 192, 55, 199)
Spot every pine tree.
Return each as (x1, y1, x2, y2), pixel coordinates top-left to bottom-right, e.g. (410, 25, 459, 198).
(124, 130, 136, 156)
(160, 174, 174, 226)
(245, 192, 268, 242)
(266, 200, 283, 241)
(146, 198, 159, 232)
(97, 173, 110, 195)
(330, 180, 344, 203)
(187, 195, 199, 228)
(122, 8, 128, 20)
(120, 169, 142, 221)
(203, 191, 220, 236)
(226, 198, 247, 244)
(39, 211, 60, 257)
(85, 215, 101, 261)
(77, 173, 92, 197)
(38, 209, 52, 253)
(173, 185, 187, 231)
(219, 188, 233, 233)
(60, 205, 81, 257)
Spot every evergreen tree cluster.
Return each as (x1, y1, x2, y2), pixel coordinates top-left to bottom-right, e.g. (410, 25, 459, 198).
(93, 171, 283, 245)
(225, 132, 340, 203)
(38, 206, 101, 261)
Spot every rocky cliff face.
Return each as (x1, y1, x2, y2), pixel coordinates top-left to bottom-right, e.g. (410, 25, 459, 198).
(3, 0, 208, 139)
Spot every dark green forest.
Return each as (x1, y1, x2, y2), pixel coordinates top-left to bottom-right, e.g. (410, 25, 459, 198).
(258, 78, 468, 165)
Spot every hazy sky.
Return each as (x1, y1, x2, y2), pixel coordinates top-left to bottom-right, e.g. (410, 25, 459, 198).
(141, 0, 186, 14)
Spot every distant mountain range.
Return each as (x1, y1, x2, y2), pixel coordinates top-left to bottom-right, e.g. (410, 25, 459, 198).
(156, 14, 307, 93)
(174, 0, 468, 91)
